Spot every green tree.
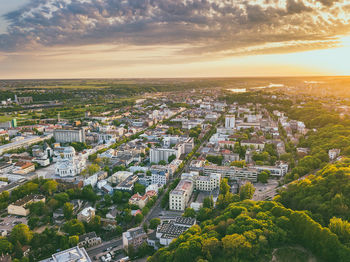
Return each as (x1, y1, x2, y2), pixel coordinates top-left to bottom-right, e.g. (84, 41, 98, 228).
(220, 178, 230, 195)
(149, 218, 161, 229)
(63, 202, 74, 219)
(69, 235, 79, 247)
(41, 180, 58, 195)
(183, 208, 196, 218)
(239, 182, 255, 200)
(10, 224, 33, 245)
(258, 171, 270, 183)
(0, 237, 13, 254)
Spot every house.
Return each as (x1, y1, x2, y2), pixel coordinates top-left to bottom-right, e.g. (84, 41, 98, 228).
(129, 193, 149, 209)
(77, 207, 95, 222)
(329, 149, 341, 160)
(78, 232, 102, 248)
(106, 207, 120, 220)
(122, 227, 148, 251)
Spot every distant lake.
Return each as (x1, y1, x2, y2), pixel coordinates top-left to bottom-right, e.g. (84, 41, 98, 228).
(228, 88, 247, 93)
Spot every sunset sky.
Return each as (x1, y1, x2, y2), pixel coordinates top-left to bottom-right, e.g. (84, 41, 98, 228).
(1, 0, 350, 79)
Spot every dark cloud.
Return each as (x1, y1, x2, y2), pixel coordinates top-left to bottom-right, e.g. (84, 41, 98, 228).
(0, 0, 349, 55)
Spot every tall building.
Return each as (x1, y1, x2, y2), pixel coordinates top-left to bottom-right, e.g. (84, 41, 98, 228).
(150, 147, 180, 164)
(53, 128, 85, 143)
(225, 115, 235, 128)
(169, 180, 194, 211)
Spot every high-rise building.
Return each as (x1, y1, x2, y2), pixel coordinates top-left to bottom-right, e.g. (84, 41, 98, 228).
(225, 115, 235, 128)
(54, 128, 85, 143)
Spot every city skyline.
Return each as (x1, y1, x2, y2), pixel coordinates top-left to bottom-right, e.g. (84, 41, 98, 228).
(1, 0, 350, 78)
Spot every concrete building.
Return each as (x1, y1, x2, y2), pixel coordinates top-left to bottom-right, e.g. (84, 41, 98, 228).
(8, 195, 45, 216)
(241, 140, 265, 150)
(150, 147, 180, 164)
(78, 232, 102, 248)
(169, 180, 194, 211)
(39, 246, 91, 262)
(151, 170, 169, 186)
(225, 115, 235, 128)
(0, 135, 52, 155)
(122, 227, 148, 251)
(255, 163, 289, 177)
(156, 217, 196, 246)
(204, 165, 258, 182)
(77, 207, 95, 222)
(53, 128, 85, 143)
(115, 175, 138, 192)
(195, 173, 221, 191)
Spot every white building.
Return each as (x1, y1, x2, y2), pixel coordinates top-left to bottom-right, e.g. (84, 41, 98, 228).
(55, 146, 86, 177)
(151, 170, 169, 186)
(83, 173, 98, 187)
(329, 149, 341, 160)
(53, 128, 85, 143)
(225, 115, 235, 128)
(39, 246, 91, 262)
(150, 147, 180, 164)
(169, 180, 194, 211)
(195, 173, 221, 191)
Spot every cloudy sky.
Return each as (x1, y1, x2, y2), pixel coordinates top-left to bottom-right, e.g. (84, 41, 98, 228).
(1, 0, 350, 78)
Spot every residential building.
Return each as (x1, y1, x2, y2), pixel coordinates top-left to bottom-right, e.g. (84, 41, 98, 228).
(115, 175, 138, 192)
(129, 193, 149, 209)
(150, 147, 180, 164)
(39, 246, 91, 262)
(169, 180, 194, 211)
(53, 128, 85, 143)
(329, 149, 341, 160)
(195, 173, 221, 191)
(204, 165, 258, 182)
(151, 170, 169, 186)
(241, 140, 265, 150)
(78, 232, 102, 248)
(225, 115, 235, 128)
(122, 227, 148, 251)
(77, 207, 95, 222)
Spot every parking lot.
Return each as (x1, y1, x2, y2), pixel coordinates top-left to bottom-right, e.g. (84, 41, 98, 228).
(0, 215, 28, 233)
(253, 179, 280, 201)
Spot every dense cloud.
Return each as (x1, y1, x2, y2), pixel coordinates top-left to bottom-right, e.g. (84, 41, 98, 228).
(0, 0, 350, 55)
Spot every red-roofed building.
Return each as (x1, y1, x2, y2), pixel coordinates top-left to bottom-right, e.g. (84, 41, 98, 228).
(129, 193, 149, 209)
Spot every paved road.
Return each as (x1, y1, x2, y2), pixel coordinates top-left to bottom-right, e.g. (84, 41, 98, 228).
(87, 237, 123, 259)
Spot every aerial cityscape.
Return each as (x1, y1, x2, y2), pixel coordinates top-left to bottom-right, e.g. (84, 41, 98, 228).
(2, 1, 350, 262)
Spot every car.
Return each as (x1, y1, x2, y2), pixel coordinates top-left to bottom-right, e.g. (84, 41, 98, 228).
(106, 247, 112, 251)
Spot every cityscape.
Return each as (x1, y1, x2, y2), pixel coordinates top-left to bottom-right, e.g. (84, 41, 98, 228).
(1, 0, 350, 262)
